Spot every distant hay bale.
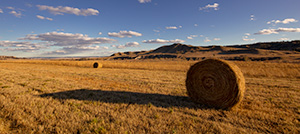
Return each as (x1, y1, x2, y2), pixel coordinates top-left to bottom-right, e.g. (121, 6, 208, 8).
(93, 62, 102, 68)
(186, 59, 245, 109)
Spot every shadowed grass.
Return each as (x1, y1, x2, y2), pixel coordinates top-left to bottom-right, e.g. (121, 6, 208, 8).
(39, 89, 203, 109)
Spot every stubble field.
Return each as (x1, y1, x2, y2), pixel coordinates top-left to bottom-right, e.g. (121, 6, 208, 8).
(0, 59, 299, 133)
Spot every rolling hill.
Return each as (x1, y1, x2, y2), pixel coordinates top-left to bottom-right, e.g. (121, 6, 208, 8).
(109, 40, 300, 62)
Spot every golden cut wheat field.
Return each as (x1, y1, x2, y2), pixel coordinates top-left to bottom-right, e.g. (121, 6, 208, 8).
(0, 59, 299, 133)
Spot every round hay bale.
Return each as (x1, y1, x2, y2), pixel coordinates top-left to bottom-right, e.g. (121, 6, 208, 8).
(93, 62, 99, 68)
(186, 59, 245, 109)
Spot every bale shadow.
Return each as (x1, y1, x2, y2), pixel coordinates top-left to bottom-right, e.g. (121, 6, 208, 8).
(39, 89, 203, 109)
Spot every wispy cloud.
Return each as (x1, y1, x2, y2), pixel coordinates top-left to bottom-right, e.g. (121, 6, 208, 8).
(199, 3, 219, 11)
(142, 39, 185, 44)
(45, 50, 67, 55)
(250, 15, 255, 21)
(36, 15, 53, 21)
(7, 7, 15, 10)
(6, 6, 24, 18)
(165, 26, 178, 30)
(0, 40, 46, 52)
(165, 26, 182, 30)
(187, 37, 193, 40)
(0, 8, 3, 13)
(20, 31, 116, 46)
(242, 37, 255, 41)
(279, 38, 289, 41)
(138, 0, 151, 3)
(37, 5, 99, 16)
(112, 42, 140, 49)
(243, 38, 255, 41)
(111, 45, 125, 49)
(204, 37, 211, 42)
(254, 27, 300, 35)
(187, 35, 198, 40)
(125, 42, 140, 47)
(267, 18, 298, 25)
(108, 31, 142, 38)
(0, 40, 33, 47)
(9, 11, 22, 17)
(213, 38, 221, 41)
(45, 46, 107, 55)
(242, 33, 255, 41)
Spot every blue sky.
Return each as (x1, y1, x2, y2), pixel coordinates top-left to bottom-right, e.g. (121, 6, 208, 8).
(0, 0, 300, 57)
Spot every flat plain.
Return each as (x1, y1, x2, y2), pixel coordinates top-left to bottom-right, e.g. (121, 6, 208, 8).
(0, 59, 299, 133)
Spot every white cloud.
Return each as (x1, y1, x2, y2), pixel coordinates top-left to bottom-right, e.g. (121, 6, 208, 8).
(187, 35, 198, 39)
(254, 27, 300, 35)
(194, 24, 198, 27)
(187, 36, 193, 40)
(111, 45, 125, 49)
(204, 37, 211, 42)
(36, 15, 53, 21)
(0, 9, 3, 13)
(9, 11, 22, 17)
(98, 32, 102, 35)
(37, 5, 99, 16)
(142, 39, 185, 44)
(108, 30, 142, 38)
(0, 40, 32, 47)
(213, 38, 221, 41)
(138, 0, 151, 3)
(153, 30, 160, 32)
(36, 15, 44, 19)
(165, 26, 178, 30)
(0, 40, 45, 52)
(125, 42, 140, 47)
(267, 18, 298, 25)
(7, 7, 15, 10)
(199, 3, 219, 11)
(20, 31, 116, 46)
(243, 33, 255, 41)
(242, 37, 255, 41)
(4, 46, 41, 52)
(26, 4, 33, 8)
(6, 6, 23, 17)
(279, 38, 289, 41)
(111, 42, 140, 49)
(254, 29, 277, 35)
(250, 15, 255, 21)
(243, 38, 255, 41)
(45, 50, 67, 55)
(45, 45, 108, 55)
(63, 45, 100, 52)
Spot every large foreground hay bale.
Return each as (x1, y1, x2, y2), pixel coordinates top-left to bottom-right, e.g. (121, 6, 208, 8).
(186, 59, 245, 109)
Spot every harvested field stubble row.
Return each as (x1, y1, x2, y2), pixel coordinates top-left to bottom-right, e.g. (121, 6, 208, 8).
(0, 61, 299, 133)
(1, 59, 299, 78)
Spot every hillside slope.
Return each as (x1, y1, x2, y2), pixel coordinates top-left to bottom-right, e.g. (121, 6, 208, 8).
(109, 40, 300, 62)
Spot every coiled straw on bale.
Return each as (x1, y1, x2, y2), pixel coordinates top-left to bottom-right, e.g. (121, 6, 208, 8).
(186, 59, 245, 109)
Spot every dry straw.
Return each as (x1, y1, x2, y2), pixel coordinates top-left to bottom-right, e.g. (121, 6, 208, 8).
(186, 59, 245, 109)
